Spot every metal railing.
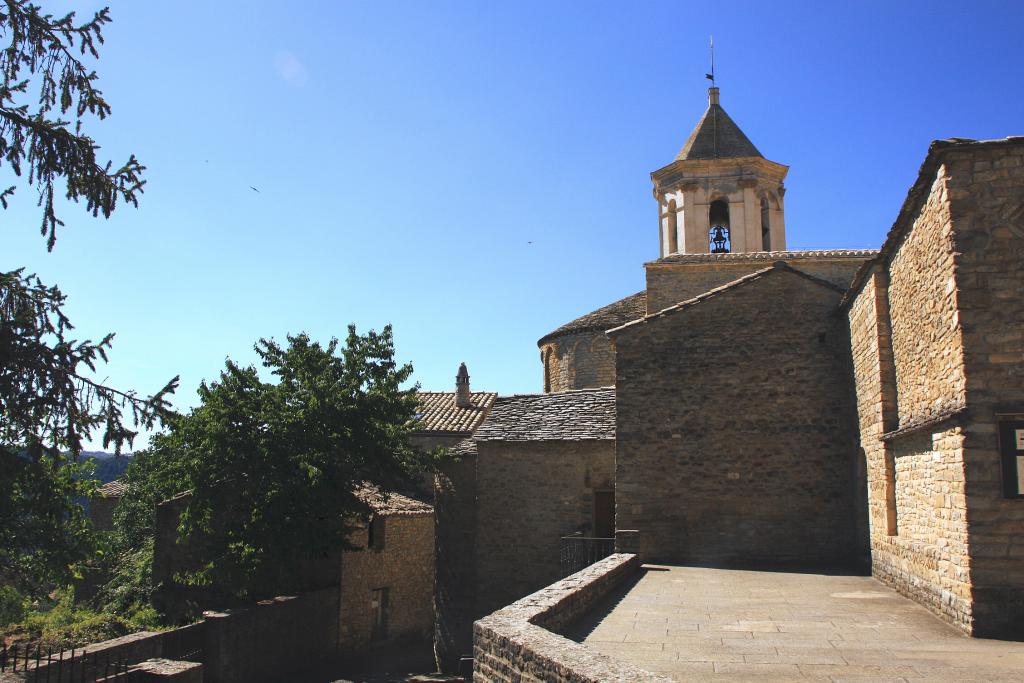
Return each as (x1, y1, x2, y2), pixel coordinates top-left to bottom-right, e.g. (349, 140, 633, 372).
(0, 642, 132, 681)
(559, 535, 615, 577)
(161, 621, 204, 663)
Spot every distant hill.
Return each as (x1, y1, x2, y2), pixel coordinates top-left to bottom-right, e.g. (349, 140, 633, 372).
(81, 451, 133, 484)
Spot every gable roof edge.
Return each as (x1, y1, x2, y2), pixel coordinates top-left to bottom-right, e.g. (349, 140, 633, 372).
(607, 262, 845, 337)
(839, 136, 1024, 311)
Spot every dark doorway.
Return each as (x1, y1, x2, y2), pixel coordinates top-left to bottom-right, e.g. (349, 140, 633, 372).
(370, 587, 389, 641)
(594, 490, 615, 538)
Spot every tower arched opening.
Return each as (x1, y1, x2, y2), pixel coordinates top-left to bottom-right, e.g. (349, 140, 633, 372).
(666, 199, 679, 254)
(709, 199, 731, 253)
(761, 197, 771, 251)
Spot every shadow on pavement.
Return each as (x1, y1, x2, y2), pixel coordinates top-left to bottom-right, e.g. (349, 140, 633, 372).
(294, 640, 465, 683)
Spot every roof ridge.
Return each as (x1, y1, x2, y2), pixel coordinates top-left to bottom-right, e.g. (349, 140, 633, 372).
(497, 386, 615, 399)
(417, 390, 497, 395)
(840, 136, 1024, 310)
(648, 249, 878, 267)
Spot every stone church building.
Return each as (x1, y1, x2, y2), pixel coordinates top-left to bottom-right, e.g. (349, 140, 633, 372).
(432, 86, 1024, 668)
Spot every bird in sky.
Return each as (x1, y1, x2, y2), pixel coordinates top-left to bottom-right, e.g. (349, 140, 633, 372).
(249, 186, 260, 193)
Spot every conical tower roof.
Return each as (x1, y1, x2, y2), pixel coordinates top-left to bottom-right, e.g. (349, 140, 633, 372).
(675, 88, 762, 161)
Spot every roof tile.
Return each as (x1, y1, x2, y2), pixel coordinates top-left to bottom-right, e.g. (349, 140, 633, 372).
(355, 486, 433, 516)
(97, 479, 127, 498)
(676, 103, 761, 161)
(538, 291, 646, 345)
(414, 391, 496, 435)
(475, 388, 616, 442)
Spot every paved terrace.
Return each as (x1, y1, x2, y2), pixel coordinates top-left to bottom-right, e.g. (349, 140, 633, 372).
(567, 565, 1024, 682)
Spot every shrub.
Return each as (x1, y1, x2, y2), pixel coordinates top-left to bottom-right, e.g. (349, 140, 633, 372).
(0, 585, 27, 626)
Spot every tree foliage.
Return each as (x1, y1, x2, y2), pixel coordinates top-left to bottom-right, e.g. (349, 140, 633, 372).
(0, 3, 172, 598)
(1, 269, 177, 458)
(0, 269, 178, 595)
(1, 1, 144, 250)
(114, 328, 430, 601)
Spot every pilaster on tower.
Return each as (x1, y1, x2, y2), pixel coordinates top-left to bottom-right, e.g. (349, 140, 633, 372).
(652, 87, 788, 257)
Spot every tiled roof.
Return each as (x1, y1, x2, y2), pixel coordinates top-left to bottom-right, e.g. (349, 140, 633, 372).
(414, 391, 496, 434)
(537, 292, 646, 346)
(474, 388, 616, 442)
(355, 486, 433, 516)
(97, 479, 126, 498)
(650, 249, 877, 266)
(609, 262, 845, 337)
(676, 102, 762, 161)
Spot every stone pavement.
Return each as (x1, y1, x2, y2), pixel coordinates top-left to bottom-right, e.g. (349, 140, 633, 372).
(567, 565, 1024, 682)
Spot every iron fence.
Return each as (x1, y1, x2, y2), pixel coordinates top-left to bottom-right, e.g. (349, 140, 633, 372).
(559, 535, 615, 577)
(160, 621, 204, 663)
(0, 642, 132, 682)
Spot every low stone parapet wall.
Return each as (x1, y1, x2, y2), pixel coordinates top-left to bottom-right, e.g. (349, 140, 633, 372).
(473, 554, 671, 683)
(21, 586, 338, 683)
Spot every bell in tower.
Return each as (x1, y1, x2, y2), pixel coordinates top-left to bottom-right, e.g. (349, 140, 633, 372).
(652, 87, 788, 256)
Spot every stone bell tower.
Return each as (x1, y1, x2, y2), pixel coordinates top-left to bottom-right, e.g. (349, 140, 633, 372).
(652, 87, 789, 257)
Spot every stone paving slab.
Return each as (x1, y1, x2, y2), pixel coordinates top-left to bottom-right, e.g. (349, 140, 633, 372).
(567, 565, 1024, 682)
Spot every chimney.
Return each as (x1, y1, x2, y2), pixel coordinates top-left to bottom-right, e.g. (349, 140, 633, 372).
(708, 86, 720, 106)
(455, 362, 471, 408)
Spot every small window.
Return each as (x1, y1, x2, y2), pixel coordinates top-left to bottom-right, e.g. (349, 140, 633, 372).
(998, 418, 1024, 498)
(367, 515, 386, 551)
(370, 587, 389, 640)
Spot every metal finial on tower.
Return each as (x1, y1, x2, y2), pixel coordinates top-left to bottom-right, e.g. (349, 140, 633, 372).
(705, 35, 715, 87)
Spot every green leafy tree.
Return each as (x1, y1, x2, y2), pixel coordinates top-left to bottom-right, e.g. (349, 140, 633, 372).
(1, 3, 174, 597)
(114, 328, 429, 602)
(0, 270, 177, 596)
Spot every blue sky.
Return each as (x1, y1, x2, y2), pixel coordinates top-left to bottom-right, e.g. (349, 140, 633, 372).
(5, 1, 1024, 450)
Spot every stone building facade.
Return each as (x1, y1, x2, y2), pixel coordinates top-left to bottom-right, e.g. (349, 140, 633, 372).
(843, 137, 1024, 637)
(611, 263, 868, 567)
(433, 388, 616, 670)
(338, 489, 435, 654)
(90, 479, 127, 532)
(433, 88, 1024, 672)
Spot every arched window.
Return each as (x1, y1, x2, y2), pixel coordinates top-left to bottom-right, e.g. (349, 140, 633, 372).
(666, 199, 678, 254)
(760, 197, 771, 251)
(709, 200, 730, 253)
(542, 347, 552, 393)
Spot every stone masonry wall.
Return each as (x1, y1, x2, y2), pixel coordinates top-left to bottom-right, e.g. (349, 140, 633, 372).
(202, 588, 339, 683)
(845, 271, 893, 556)
(474, 440, 615, 618)
(944, 142, 1024, 637)
(888, 167, 968, 424)
(541, 332, 616, 393)
(645, 256, 868, 313)
(847, 167, 975, 632)
(615, 267, 865, 566)
(473, 554, 671, 683)
(338, 512, 435, 654)
(30, 588, 339, 683)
